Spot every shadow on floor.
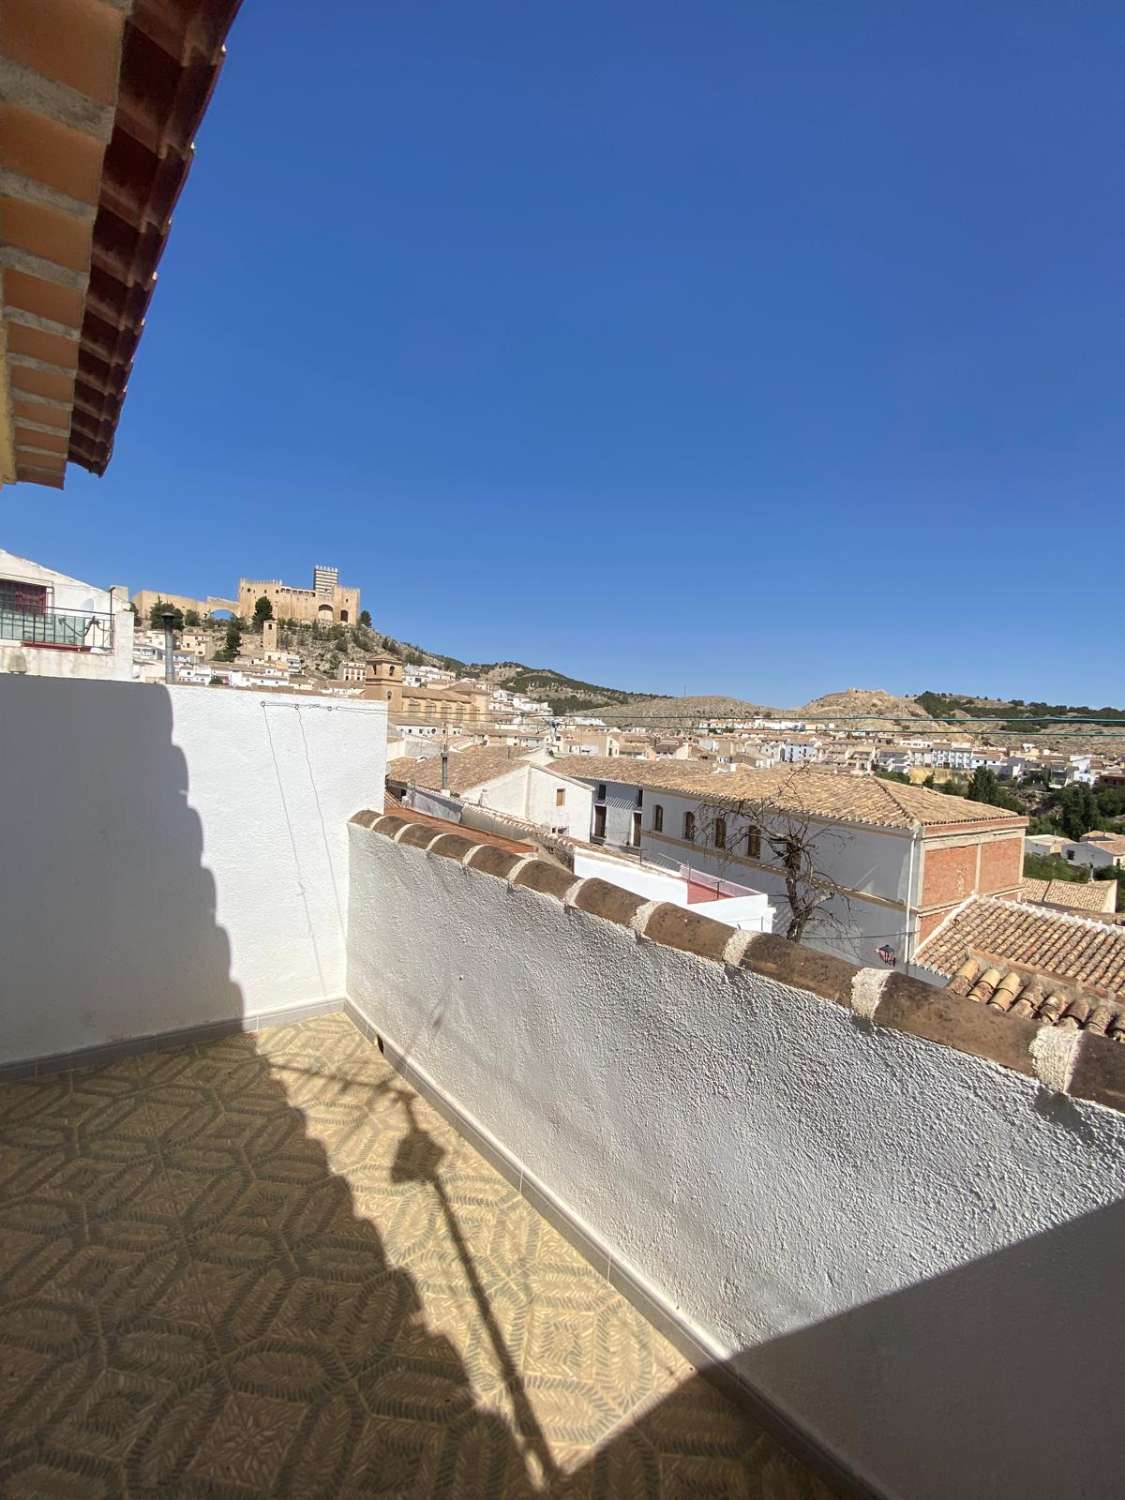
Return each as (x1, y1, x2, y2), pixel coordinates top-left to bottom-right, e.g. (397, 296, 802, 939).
(0, 1014, 836, 1498)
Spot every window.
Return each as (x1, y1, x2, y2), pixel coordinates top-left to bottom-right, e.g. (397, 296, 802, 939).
(596, 783, 607, 801)
(340, 610, 349, 623)
(653, 804, 664, 833)
(714, 817, 726, 850)
(746, 824, 761, 859)
(635, 787, 644, 807)
(683, 811, 696, 842)
(0, 579, 48, 613)
(555, 788, 566, 808)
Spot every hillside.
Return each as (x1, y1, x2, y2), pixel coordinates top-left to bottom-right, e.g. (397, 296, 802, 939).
(596, 694, 774, 727)
(797, 688, 935, 733)
(915, 690, 1125, 754)
(373, 637, 658, 715)
(916, 690, 1125, 724)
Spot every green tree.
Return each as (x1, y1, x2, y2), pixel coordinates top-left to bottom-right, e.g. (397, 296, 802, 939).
(253, 595, 274, 625)
(184, 608, 201, 627)
(359, 609, 372, 628)
(148, 599, 184, 631)
(215, 620, 242, 661)
(1058, 784, 1098, 841)
(965, 766, 1022, 811)
(967, 766, 1000, 804)
(1024, 852, 1089, 884)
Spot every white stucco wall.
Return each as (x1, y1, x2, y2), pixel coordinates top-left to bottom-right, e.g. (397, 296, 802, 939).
(525, 766, 594, 838)
(0, 548, 111, 613)
(0, 678, 386, 1064)
(571, 850, 773, 931)
(347, 829, 1125, 1500)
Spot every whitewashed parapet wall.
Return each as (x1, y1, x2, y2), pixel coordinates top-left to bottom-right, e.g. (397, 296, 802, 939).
(347, 811, 1125, 1500)
(0, 678, 386, 1065)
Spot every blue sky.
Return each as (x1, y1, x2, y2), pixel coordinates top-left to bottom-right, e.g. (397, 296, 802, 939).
(8, 1, 1124, 705)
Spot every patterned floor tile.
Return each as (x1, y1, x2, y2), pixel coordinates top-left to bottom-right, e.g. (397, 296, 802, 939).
(0, 1015, 839, 1499)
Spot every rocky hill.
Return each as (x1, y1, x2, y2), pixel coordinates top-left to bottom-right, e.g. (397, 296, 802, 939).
(596, 694, 774, 727)
(797, 688, 935, 733)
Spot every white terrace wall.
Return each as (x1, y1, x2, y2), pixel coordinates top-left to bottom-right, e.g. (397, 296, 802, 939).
(347, 822, 1125, 1500)
(0, 678, 386, 1065)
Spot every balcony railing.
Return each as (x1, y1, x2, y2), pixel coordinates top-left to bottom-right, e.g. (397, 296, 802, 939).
(0, 606, 113, 651)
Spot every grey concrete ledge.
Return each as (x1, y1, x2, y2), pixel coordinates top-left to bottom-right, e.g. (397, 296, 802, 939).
(352, 811, 1125, 1115)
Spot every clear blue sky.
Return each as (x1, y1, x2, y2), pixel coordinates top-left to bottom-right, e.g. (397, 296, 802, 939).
(8, 1, 1124, 705)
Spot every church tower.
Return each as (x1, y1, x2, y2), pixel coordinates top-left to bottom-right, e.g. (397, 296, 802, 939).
(365, 653, 403, 713)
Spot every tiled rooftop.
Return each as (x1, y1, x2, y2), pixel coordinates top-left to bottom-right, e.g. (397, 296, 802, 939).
(917, 893, 1125, 996)
(387, 746, 532, 794)
(549, 758, 1025, 831)
(1019, 877, 1117, 914)
(0, 1014, 834, 1498)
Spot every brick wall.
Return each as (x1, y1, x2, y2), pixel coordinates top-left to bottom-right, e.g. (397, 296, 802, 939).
(979, 836, 1023, 893)
(921, 843, 978, 910)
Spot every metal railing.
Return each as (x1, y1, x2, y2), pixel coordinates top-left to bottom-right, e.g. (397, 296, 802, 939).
(0, 607, 113, 651)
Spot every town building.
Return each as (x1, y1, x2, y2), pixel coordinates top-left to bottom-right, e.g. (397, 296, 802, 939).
(1027, 830, 1125, 873)
(548, 757, 1026, 968)
(362, 653, 491, 726)
(0, 549, 134, 681)
(387, 744, 594, 841)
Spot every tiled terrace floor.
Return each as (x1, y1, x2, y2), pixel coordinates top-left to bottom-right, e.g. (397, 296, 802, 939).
(0, 1014, 835, 1498)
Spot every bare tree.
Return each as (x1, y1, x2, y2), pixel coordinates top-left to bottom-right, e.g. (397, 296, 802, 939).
(690, 770, 852, 944)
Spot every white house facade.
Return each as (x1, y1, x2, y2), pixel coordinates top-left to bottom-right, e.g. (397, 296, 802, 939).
(0, 549, 134, 682)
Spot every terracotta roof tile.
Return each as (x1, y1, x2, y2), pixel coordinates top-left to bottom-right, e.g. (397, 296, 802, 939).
(386, 746, 530, 795)
(940, 955, 1125, 1042)
(1019, 878, 1117, 914)
(548, 757, 1024, 832)
(917, 895, 1125, 1002)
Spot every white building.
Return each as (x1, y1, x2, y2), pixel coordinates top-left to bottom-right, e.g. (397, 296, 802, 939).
(388, 746, 595, 841)
(0, 548, 134, 682)
(551, 757, 1028, 969)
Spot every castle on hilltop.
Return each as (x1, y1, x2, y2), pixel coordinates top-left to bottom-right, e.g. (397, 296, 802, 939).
(133, 564, 360, 626)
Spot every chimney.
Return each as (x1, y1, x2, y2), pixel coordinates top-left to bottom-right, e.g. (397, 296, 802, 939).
(161, 608, 175, 685)
(441, 748, 449, 791)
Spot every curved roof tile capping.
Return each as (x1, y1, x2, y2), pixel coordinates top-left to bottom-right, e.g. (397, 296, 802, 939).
(917, 894, 1125, 1036)
(0, 0, 242, 490)
(348, 809, 1125, 1114)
